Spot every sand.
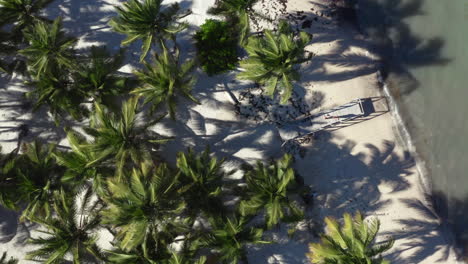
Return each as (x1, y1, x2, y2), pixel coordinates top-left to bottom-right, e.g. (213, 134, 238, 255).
(0, 0, 460, 263)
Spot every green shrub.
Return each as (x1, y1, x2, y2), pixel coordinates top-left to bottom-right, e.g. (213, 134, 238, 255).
(194, 19, 239, 76)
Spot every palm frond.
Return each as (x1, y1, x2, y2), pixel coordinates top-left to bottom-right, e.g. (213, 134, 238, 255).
(132, 42, 198, 119)
(237, 20, 311, 103)
(307, 212, 393, 264)
(109, 0, 190, 61)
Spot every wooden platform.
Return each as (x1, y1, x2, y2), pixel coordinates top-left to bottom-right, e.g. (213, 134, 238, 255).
(278, 99, 365, 143)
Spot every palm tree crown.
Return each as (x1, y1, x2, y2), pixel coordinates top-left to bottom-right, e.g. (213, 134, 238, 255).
(208, 0, 260, 45)
(78, 97, 170, 178)
(0, 0, 54, 34)
(237, 21, 311, 104)
(239, 154, 303, 229)
(109, 0, 190, 61)
(176, 147, 225, 217)
(20, 17, 77, 79)
(2, 141, 67, 221)
(74, 46, 129, 109)
(201, 215, 267, 264)
(101, 160, 186, 251)
(132, 42, 198, 119)
(308, 212, 394, 264)
(26, 191, 103, 263)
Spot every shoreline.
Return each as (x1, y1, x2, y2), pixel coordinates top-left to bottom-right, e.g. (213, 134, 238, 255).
(354, 0, 466, 259)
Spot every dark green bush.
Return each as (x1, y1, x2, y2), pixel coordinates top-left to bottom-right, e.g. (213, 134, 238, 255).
(194, 19, 239, 76)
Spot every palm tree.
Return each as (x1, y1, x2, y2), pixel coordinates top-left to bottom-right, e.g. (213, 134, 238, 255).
(109, 0, 191, 62)
(239, 154, 303, 229)
(101, 160, 186, 252)
(132, 42, 198, 119)
(0, 0, 54, 35)
(19, 17, 77, 79)
(25, 69, 88, 122)
(78, 97, 171, 178)
(26, 190, 104, 263)
(0, 252, 18, 264)
(74, 46, 130, 109)
(0, 146, 20, 210)
(53, 129, 112, 197)
(107, 237, 206, 264)
(4, 141, 67, 221)
(176, 147, 225, 218)
(208, 0, 261, 45)
(201, 215, 267, 264)
(307, 212, 394, 264)
(237, 21, 312, 104)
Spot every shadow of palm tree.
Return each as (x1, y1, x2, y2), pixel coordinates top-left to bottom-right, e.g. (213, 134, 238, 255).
(381, 197, 459, 263)
(290, 0, 450, 97)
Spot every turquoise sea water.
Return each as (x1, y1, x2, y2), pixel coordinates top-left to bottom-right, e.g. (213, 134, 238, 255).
(357, 0, 468, 253)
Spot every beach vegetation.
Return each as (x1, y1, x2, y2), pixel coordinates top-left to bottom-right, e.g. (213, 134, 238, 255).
(68, 97, 171, 179)
(106, 235, 207, 264)
(176, 147, 226, 218)
(199, 215, 268, 264)
(239, 153, 304, 229)
(19, 17, 77, 79)
(132, 42, 199, 119)
(100, 160, 185, 252)
(0, 0, 54, 35)
(307, 211, 394, 264)
(53, 129, 112, 197)
(109, 0, 191, 62)
(208, 0, 262, 45)
(74, 46, 130, 110)
(0, 141, 69, 221)
(194, 19, 239, 76)
(237, 20, 312, 104)
(0, 1, 320, 262)
(26, 191, 104, 263)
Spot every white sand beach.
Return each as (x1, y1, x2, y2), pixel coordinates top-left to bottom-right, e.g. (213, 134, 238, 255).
(0, 0, 461, 263)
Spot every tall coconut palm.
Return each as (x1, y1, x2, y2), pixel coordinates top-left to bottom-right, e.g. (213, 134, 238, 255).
(5, 141, 67, 221)
(0, 0, 54, 35)
(101, 160, 186, 252)
(74, 46, 129, 109)
(53, 129, 112, 197)
(308, 212, 394, 264)
(19, 17, 77, 79)
(109, 0, 191, 62)
(79, 97, 171, 178)
(107, 237, 206, 264)
(237, 21, 312, 104)
(239, 154, 303, 229)
(176, 147, 225, 218)
(0, 146, 20, 210)
(132, 42, 198, 120)
(0, 252, 18, 264)
(26, 69, 88, 122)
(201, 215, 268, 264)
(208, 0, 261, 45)
(26, 190, 104, 263)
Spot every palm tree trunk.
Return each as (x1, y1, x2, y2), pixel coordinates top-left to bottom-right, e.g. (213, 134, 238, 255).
(223, 80, 240, 106)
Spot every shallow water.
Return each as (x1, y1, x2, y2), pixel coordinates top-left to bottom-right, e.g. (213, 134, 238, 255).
(357, 0, 468, 253)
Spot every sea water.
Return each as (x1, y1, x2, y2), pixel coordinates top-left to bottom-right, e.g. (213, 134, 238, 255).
(356, 0, 468, 254)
